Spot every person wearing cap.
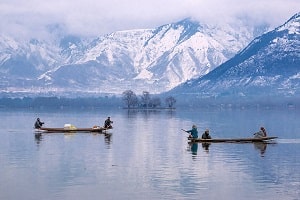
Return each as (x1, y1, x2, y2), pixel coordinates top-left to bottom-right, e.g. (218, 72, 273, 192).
(254, 127, 267, 138)
(104, 117, 113, 129)
(201, 129, 211, 139)
(34, 118, 44, 129)
(186, 125, 198, 139)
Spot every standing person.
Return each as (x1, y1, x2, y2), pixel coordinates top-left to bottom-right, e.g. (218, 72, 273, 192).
(186, 125, 198, 139)
(34, 118, 44, 129)
(254, 127, 267, 138)
(202, 129, 211, 139)
(104, 117, 113, 129)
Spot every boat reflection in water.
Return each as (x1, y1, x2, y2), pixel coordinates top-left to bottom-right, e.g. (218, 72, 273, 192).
(188, 142, 211, 156)
(33, 131, 112, 147)
(188, 140, 273, 157)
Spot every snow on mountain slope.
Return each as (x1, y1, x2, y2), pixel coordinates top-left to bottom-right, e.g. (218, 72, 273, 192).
(46, 18, 263, 94)
(169, 13, 300, 99)
(0, 18, 267, 96)
(0, 36, 62, 81)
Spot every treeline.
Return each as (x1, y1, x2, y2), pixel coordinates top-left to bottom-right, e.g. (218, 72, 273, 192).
(0, 96, 122, 109)
(122, 90, 176, 109)
(0, 91, 177, 109)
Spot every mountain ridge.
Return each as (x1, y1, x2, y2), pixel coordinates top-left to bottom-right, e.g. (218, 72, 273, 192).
(1, 17, 269, 96)
(167, 12, 300, 100)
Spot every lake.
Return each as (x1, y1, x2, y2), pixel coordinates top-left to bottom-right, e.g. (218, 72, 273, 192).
(0, 107, 299, 200)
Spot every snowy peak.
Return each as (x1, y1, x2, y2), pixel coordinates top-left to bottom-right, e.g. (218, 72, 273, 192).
(170, 18, 202, 43)
(1, 16, 269, 96)
(169, 13, 300, 98)
(277, 12, 300, 34)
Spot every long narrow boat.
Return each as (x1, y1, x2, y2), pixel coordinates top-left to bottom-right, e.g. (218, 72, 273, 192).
(189, 136, 278, 143)
(37, 126, 109, 133)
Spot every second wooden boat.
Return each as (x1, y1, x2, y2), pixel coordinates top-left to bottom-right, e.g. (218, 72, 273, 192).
(189, 136, 278, 143)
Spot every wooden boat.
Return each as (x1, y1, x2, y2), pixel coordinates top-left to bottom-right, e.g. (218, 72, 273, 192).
(189, 136, 278, 143)
(37, 126, 109, 133)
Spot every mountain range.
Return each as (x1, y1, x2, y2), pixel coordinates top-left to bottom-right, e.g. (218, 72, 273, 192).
(0, 17, 268, 97)
(168, 13, 300, 102)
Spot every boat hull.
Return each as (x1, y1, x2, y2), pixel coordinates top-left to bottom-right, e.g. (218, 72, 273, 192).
(189, 136, 278, 143)
(37, 127, 108, 133)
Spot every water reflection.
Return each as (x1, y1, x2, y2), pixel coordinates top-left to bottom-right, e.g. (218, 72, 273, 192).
(188, 141, 272, 157)
(201, 143, 211, 152)
(1, 108, 299, 200)
(189, 142, 198, 155)
(188, 142, 211, 157)
(104, 132, 112, 148)
(33, 131, 112, 147)
(253, 142, 268, 156)
(125, 109, 176, 119)
(34, 132, 43, 145)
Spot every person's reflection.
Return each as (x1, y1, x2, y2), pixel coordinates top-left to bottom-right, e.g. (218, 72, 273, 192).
(104, 132, 112, 147)
(254, 142, 267, 156)
(202, 142, 211, 153)
(190, 142, 198, 155)
(34, 132, 43, 145)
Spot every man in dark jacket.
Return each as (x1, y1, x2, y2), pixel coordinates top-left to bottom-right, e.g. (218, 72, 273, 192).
(202, 129, 211, 139)
(104, 117, 113, 129)
(34, 118, 44, 129)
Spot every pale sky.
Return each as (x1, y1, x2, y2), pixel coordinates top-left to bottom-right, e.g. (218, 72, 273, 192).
(0, 0, 299, 39)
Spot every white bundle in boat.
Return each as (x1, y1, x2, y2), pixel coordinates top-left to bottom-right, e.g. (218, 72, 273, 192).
(64, 124, 77, 130)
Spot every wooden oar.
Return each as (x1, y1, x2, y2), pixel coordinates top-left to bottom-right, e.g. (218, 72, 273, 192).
(182, 129, 194, 140)
(181, 129, 188, 133)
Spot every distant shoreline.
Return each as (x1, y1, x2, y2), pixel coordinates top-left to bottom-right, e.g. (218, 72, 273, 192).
(0, 96, 298, 110)
(122, 107, 176, 110)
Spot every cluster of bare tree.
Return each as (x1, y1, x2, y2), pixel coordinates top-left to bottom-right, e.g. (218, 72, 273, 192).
(122, 90, 176, 109)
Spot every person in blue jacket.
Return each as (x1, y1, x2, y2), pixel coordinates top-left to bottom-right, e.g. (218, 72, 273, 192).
(186, 125, 198, 139)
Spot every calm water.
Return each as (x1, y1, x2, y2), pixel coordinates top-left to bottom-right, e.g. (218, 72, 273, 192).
(0, 107, 299, 200)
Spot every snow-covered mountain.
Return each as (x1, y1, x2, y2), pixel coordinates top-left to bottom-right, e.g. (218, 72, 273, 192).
(0, 18, 267, 96)
(168, 13, 300, 100)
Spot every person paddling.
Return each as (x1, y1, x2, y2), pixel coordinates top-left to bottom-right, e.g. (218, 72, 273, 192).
(34, 118, 44, 129)
(104, 117, 113, 129)
(185, 125, 198, 139)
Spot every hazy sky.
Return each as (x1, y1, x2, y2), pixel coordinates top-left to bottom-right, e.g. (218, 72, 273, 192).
(0, 0, 299, 39)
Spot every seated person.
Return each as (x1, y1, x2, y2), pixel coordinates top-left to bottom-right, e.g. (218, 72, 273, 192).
(202, 129, 211, 139)
(254, 127, 267, 138)
(34, 118, 44, 129)
(104, 117, 113, 129)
